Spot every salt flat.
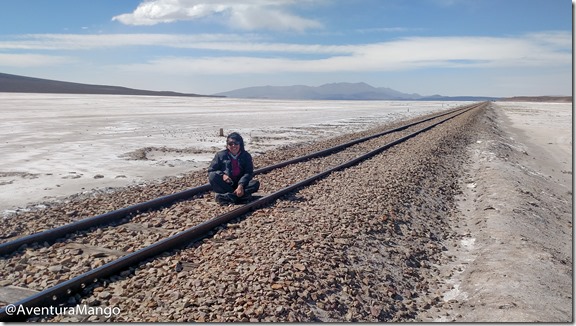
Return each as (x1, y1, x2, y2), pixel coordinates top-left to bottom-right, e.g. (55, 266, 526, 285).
(436, 101, 572, 322)
(497, 101, 572, 191)
(0, 93, 468, 213)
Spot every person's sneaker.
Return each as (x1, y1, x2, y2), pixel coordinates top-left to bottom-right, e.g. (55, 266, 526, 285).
(215, 193, 232, 205)
(227, 193, 239, 204)
(237, 194, 254, 204)
(215, 193, 238, 205)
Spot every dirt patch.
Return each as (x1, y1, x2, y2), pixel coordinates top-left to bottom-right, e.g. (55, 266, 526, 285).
(121, 146, 214, 161)
(436, 103, 572, 322)
(0, 172, 40, 179)
(0, 172, 40, 186)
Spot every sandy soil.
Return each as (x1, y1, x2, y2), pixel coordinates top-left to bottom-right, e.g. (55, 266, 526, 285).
(438, 101, 572, 322)
(0, 93, 466, 215)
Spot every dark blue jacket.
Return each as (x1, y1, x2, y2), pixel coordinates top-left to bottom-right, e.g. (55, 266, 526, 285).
(207, 150, 255, 187)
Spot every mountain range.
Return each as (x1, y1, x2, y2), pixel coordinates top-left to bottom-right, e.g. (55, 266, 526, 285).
(0, 72, 500, 101)
(213, 82, 499, 101)
(0, 72, 213, 98)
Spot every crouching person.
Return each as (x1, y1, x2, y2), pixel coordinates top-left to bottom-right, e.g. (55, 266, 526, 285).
(208, 132, 260, 205)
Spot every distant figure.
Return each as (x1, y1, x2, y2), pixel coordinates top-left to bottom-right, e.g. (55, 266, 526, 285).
(208, 132, 260, 205)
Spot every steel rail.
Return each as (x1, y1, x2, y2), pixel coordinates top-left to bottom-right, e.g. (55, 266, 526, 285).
(0, 102, 485, 321)
(0, 104, 476, 256)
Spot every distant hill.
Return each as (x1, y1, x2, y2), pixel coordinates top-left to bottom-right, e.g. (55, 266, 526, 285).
(498, 96, 572, 103)
(0, 73, 216, 97)
(213, 82, 500, 101)
(214, 82, 421, 100)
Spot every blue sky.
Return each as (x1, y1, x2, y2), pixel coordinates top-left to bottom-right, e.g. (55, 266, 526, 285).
(0, 0, 571, 96)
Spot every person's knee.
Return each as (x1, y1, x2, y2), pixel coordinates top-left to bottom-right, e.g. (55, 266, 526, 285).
(208, 172, 229, 193)
(208, 172, 220, 184)
(248, 179, 260, 193)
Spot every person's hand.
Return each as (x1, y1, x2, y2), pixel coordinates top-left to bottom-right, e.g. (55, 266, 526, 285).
(234, 184, 245, 197)
(223, 174, 233, 184)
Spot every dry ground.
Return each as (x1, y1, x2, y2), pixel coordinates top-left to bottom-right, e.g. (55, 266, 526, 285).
(435, 102, 572, 322)
(0, 100, 571, 322)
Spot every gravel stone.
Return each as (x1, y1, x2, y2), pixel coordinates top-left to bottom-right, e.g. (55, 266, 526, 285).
(2, 105, 523, 322)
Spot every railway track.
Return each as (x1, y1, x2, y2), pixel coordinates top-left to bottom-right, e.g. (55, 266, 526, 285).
(0, 102, 487, 321)
(0, 104, 466, 254)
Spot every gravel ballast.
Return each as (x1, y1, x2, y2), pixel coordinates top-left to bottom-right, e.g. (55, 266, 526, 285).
(1, 103, 571, 322)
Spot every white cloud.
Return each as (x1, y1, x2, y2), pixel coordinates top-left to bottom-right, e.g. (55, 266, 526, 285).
(0, 31, 570, 76)
(525, 31, 573, 49)
(352, 35, 571, 69)
(0, 53, 73, 67)
(0, 33, 352, 56)
(112, 32, 571, 75)
(112, 0, 323, 31)
(0, 33, 258, 50)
